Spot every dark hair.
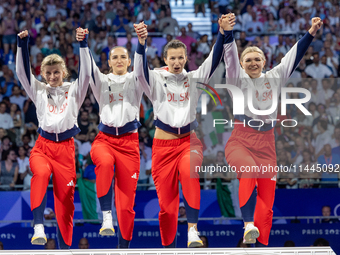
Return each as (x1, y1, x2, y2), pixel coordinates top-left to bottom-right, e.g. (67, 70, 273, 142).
(163, 40, 187, 59)
(308, 102, 316, 111)
(284, 240, 295, 247)
(319, 120, 328, 131)
(2, 149, 16, 161)
(200, 235, 209, 247)
(313, 238, 330, 246)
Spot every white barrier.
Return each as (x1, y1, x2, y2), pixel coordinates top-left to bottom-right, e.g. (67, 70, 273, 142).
(0, 247, 336, 255)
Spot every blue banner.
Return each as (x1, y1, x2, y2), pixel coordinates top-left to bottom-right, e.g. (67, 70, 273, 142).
(1, 189, 340, 224)
(0, 224, 339, 253)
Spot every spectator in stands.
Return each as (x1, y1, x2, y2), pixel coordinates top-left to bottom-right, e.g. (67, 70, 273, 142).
(2, 11, 18, 55)
(313, 238, 330, 246)
(280, 14, 297, 33)
(41, 40, 61, 57)
(112, 9, 129, 34)
(244, 12, 263, 34)
(0, 149, 19, 191)
(199, 235, 208, 248)
(0, 66, 17, 98)
(211, 6, 220, 36)
(9, 85, 26, 111)
(313, 120, 333, 158)
(0, 241, 3, 250)
(309, 79, 321, 105)
(277, 150, 298, 189)
(305, 52, 333, 78)
(187, 23, 200, 40)
(125, 33, 137, 53)
(138, 138, 152, 191)
(241, 5, 253, 30)
(17, 146, 31, 190)
(264, 12, 279, 32)
(79, 130, 97, 160)
(321, 205, 339, 223)
(284, 240, 295, 247)
(194, 0, 208, 17)
(298, 149, 320, 188)
(143, 10, 157, 33)
(197, 34, 210, 56)
(76, 110, 90, 143)
(188, 42, 203, 71)
(274, 35, 290, 59)
(176, 26, 196, 55)
(178, 202, 187, 225)
(145, 37, 158, 60)
(239, 31, 250, 48)
(329, 126, 340, 148)
(318, 144, 340, 188)
(65, 44, 79, 70)
(44, 238, 56, 250)
(78, 237, 90, 249)
(9, 103, 22, 137)
(97, 52, 110, 73)
(318, 78, 333, 106)
(0, 102, 13, 130)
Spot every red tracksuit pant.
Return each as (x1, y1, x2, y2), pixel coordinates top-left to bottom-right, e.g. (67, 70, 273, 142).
(90, 131, 140, 241)
(152, 133, 203, 246)
(225, 124, 276, 245)
(30, 136, 76, 247)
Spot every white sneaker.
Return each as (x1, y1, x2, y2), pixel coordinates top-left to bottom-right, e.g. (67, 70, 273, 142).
(243, 223, 260, 244)
(31, 224, 47, 245)
(99, 211, 115, 236)
(187, 226, 203, 248)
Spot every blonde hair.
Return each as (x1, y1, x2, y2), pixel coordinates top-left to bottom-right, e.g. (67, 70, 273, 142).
(41, 54, 68, 78)
(240, 46, 266, 63)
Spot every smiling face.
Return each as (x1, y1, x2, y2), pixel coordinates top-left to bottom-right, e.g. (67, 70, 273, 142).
(108, 47, 131, 75)
(164, 48, 187, 74)
(241, 52, 266, 78)
(41, 64, 65, 87)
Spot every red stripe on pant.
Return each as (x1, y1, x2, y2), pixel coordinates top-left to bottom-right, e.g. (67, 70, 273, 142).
(90, 131, 140, 241)
(152, 133, 203, 246)
(225, 124, 276, 245)
(30, 136, 76, 247)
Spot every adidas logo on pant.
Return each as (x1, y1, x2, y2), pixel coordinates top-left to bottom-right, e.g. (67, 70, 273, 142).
(67, 180, 74, 186)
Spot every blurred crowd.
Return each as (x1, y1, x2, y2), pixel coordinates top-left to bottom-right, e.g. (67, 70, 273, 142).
(0, 0, 340, 192)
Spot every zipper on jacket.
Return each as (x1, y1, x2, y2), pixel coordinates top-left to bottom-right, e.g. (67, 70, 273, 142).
(116, 127, 118, 136)
(56, 133, 59, 142)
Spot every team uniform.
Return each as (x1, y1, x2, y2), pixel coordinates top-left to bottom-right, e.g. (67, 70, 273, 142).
(223, 31, 314, 245)
(16, 35, 91, 248)
(85, 48, 143, 248)
(134, 31, 227, 247)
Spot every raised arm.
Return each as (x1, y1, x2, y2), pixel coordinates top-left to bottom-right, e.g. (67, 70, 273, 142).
(16, 30, 44, 104)
(133, 22, 152, 98)
(76, 28, 107, 103)
(74, 28, 92, 108)
(193, 13, 236, 83)
(271, 17, 323, 83)
(223, 30, 240, 84)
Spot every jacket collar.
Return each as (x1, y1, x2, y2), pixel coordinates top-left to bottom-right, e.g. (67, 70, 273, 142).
(155, 66, 187, 81)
